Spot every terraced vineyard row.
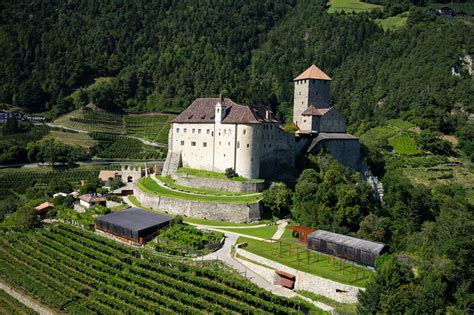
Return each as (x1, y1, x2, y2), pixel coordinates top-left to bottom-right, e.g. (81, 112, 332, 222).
(0, 224, 315, 314)
(0, 288, 37, 315)
(124, 114, 175, 144)
(55, 110, 176, 144)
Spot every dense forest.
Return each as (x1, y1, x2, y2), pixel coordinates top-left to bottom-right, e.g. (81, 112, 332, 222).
(0, 0, 473, 313)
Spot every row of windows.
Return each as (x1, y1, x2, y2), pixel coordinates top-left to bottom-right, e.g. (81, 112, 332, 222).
(176, 125, 275, 135)
(179, 140, 272, 149)
(176, 128, 212, 135)
(295, 79, 329, 85)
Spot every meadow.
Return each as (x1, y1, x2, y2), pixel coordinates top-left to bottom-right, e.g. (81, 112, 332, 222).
(327, 0, 382, 14)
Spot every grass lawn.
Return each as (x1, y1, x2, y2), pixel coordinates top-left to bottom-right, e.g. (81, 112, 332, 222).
(376, 14, 408, 30)
(137, 177, 261, 203)
(298, 290, 357, 315)
(159, 176, 260, 196)
(327, 0, 382, 14)
(44, 130, 97, 148)
(237, 237, 371, 287)
(389, 135, 419, 155)
(177, 167, 264, 183)
(219, 225, 279, 239)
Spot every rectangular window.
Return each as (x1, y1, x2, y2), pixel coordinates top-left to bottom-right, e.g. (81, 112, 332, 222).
(237, 141, 240, 148)
(198, 129, 201, 134)
(243, 129, 246, 135)
(180, 140, 184, 146)
(176, 128, 180, 133)
(247, 144, 250, 148)
(191, 141, 196, 146)
(192, 129, 195, 134)
(184, 128, 187, 133)
(203, 142, 207, 147)
(206, 129, 210, 134)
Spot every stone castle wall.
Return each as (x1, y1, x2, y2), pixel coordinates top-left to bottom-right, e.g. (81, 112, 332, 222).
(133, 186, 261, 223)
(171, 173, 265, 193)
(236, 247, 363, 303)
(315, 139, 361, 170)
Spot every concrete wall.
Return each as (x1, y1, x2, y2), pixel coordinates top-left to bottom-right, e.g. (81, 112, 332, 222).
(133, 186, 261, 223)
(236, 247, 363, 303)
(319, 108, 346, 133)
(314, 139, 361, 170)
(171, 173, 265, 193)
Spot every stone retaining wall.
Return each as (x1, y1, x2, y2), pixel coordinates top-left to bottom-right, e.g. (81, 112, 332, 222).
(134, 186, 261, 223)
(236, 248, 363, 303)
(171, 173, 265, 193)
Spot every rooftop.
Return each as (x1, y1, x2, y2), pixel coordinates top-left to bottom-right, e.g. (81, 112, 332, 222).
(294, 65, 332, 81)
(301, 106, 332, 116)
(34, 201, 54, 212)
(95, 208, 173, 232)
(172, 98, 279, 124)
(309, 230, 386, 255)
(79, 194, 106, 203)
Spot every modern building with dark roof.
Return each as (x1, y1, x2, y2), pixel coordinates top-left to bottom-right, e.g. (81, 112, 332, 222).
(307, 230, 387, 268)
(163, 95, 295, 179)
(95, 208, 173, 245)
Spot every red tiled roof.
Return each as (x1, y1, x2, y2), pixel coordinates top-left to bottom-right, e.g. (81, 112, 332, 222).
(301, 106, 331, 116)
(172, 98, 279, 124)
(98, 170, 122, 182)
(294, 65, 332, 81)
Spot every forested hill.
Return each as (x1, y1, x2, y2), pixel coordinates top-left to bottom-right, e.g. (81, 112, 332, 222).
(0, 0, 473, 137)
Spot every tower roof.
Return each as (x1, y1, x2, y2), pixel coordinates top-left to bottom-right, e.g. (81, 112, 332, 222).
(293, 65, 332, 81)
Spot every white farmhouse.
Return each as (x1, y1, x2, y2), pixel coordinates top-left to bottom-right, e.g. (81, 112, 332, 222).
(163, 96, 294, 179)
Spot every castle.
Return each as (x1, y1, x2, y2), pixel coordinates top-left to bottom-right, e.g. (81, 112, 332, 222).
(163, 65, 360, 179)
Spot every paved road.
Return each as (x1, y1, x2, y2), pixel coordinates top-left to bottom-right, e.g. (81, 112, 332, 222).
(0, 280, 53, 315)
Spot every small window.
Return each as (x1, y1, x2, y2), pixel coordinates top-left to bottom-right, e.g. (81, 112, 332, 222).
(184, 128, 187, 133)
(304, 120, 306, 123)
(219, 132, 221, 136)
(247, 144, 250, 148)
(228, 142, 230, 146)
(269, 144, 272, 148)
(224, 129, 227, 135)
(211, 131, 214, 136)
(299, 92, 301, 95)
(219, 141, 221, 145)
(192, 129, 195, 134)
(243, 129, 246, 135)
(263, 144, 266, 148)
(176, 128, 180, 133)
(180, 140, 184, 146)
(198, 129, 201, 134)
(203, 142, 207, 147)
(207, 129, 210, 134)
(237, 141, 240, 148)
(191, 141, 196, 146)
(217, 108, 220, 113)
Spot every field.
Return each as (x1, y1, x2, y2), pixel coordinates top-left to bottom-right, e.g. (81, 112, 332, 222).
(0, 224, 317, 314)
(54, 110, 176, 145)
(124, 114, 175, 144)
(136, 177, 262, 203)
(327, 0, 382, 14)
(44, 130, 96, 148)
(220, 225, 279, 239)
(388, 135, 419, 155)
(0, 288, 37, 315)
(91, 133, 165, 160)
(376, 13, 408, 31)
(0, 165, 117, 198)
(298, 291, 357, 315)
(237, 236, 370, 287)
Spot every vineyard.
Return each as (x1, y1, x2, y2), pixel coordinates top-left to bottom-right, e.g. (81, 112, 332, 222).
(0, 288, 37, 315)
(91, 133, 165, 160)
(54, 110, 176, 144)
(0, 166, 116, 198)
(0, 224, 319, 314)
(124, 114, 175, 144)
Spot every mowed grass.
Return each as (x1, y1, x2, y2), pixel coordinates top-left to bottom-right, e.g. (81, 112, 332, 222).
(376, 13, 408, 31)
(136, 177, 262, 203)
(327, 0, 382, 14)
(237, 237, 371, 287)
(389, 135, 419, 155)
(44, 130, 97, 148)
(219, 225, 279, 239)
(178, 167, 264, 183)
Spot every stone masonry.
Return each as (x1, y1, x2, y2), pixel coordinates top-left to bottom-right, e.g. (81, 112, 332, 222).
(171, 173, 265, 193)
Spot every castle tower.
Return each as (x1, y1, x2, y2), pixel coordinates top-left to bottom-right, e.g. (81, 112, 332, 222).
(215, 94, 226, 124)
(293, 65, 332, 132)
